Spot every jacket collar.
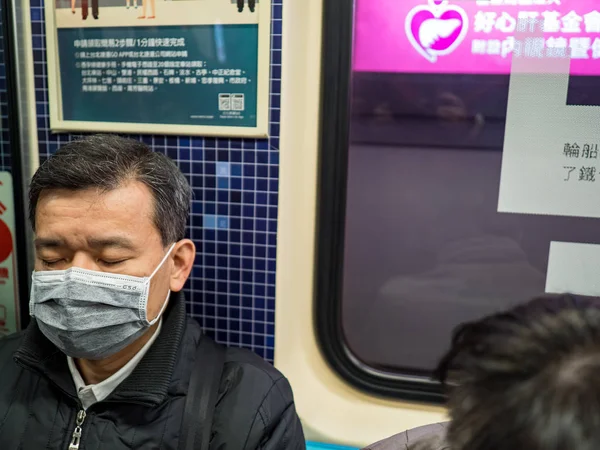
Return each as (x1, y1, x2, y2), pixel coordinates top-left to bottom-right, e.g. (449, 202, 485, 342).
(13, 291, 188, 407)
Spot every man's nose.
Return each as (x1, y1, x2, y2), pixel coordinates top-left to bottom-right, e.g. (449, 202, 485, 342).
(70, 253, 97, 271)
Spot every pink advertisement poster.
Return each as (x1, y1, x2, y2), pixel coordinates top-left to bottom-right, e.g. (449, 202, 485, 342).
(354, 0, 600, 75)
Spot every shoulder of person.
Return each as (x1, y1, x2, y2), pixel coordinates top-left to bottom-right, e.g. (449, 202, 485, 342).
(363, 423, 449, 450)
(210, 345, 304, 449)
(219, 345, 293, 407)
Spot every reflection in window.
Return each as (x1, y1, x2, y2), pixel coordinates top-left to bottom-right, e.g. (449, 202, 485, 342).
(339, 0, 600, 379)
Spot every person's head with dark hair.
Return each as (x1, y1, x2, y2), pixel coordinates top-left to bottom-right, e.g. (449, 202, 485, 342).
(365, 294, 600, 450)
(436, 293, 600, 450)
(28, 134, 196, 362)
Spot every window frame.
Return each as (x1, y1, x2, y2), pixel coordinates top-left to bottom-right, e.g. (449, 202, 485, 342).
(313, 0, 445, 403)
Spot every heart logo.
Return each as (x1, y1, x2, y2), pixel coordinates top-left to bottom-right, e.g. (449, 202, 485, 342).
(405, 0, 469, 63)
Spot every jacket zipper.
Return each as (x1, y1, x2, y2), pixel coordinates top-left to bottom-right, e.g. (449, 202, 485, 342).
(68, 409, 87, 450)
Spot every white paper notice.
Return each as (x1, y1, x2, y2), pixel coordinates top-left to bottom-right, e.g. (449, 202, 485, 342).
(546, 241, 600, 297)
(498, 22, 600, 218)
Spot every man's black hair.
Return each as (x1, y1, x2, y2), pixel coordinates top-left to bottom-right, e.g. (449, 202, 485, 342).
(29, 134, 191, 246)
(433, 294, 600, 450)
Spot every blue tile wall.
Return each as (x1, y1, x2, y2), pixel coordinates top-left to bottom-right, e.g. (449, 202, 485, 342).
(0, 2, 11, 173)
(29, 1, 283, 361)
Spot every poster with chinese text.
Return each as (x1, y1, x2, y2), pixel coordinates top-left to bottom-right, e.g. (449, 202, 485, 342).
(494, 1, 600, 219)
(355, 0, 600, 76)
(354, 0, 600, 218)
(45, 0, 271, 137)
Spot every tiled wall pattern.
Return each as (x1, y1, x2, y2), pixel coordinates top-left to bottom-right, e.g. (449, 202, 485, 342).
(29, 0, 283, 361)
(0, 2, 11, 173)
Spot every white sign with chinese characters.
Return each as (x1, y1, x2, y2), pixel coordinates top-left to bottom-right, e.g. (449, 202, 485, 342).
(471, 10, 600, 59)
(0, 172, 19, 337)
(498, 20, 600, 218)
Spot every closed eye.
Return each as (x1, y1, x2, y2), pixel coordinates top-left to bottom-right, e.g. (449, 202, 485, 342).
(41, 259, 64, 268)
(99, 259, 128, 267)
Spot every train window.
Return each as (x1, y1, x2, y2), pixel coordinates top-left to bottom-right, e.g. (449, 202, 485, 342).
(316, 0, 600, 401)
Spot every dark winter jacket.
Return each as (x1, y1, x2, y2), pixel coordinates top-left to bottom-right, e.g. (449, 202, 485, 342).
(0, 292, 305, 449)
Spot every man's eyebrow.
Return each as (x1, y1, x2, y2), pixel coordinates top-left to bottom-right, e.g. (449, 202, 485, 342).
(34, 238, 65, 249)
(87, 237, 137, 250)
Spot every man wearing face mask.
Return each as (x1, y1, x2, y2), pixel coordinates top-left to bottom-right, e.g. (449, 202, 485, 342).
(0, 135, 305, 449)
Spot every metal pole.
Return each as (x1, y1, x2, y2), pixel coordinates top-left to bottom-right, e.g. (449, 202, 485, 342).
(2, 0, 39, 329)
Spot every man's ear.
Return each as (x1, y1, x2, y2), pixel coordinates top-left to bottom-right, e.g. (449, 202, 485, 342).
(169, 239, 196, 292)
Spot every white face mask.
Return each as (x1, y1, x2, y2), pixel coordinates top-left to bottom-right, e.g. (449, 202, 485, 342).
(29, 243, 176, 360)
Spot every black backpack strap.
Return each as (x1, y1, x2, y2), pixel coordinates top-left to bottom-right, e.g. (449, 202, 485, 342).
(179, 334, 226, 450)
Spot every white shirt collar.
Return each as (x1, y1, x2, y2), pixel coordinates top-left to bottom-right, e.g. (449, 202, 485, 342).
(67, 319, 162, 410)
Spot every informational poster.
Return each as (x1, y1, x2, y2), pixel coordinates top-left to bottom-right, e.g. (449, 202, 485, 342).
(497, 12, 600, 218)
(0, 172, 19, 337)
(45, 0, 271, 137)
(355, 0, 600, 75)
